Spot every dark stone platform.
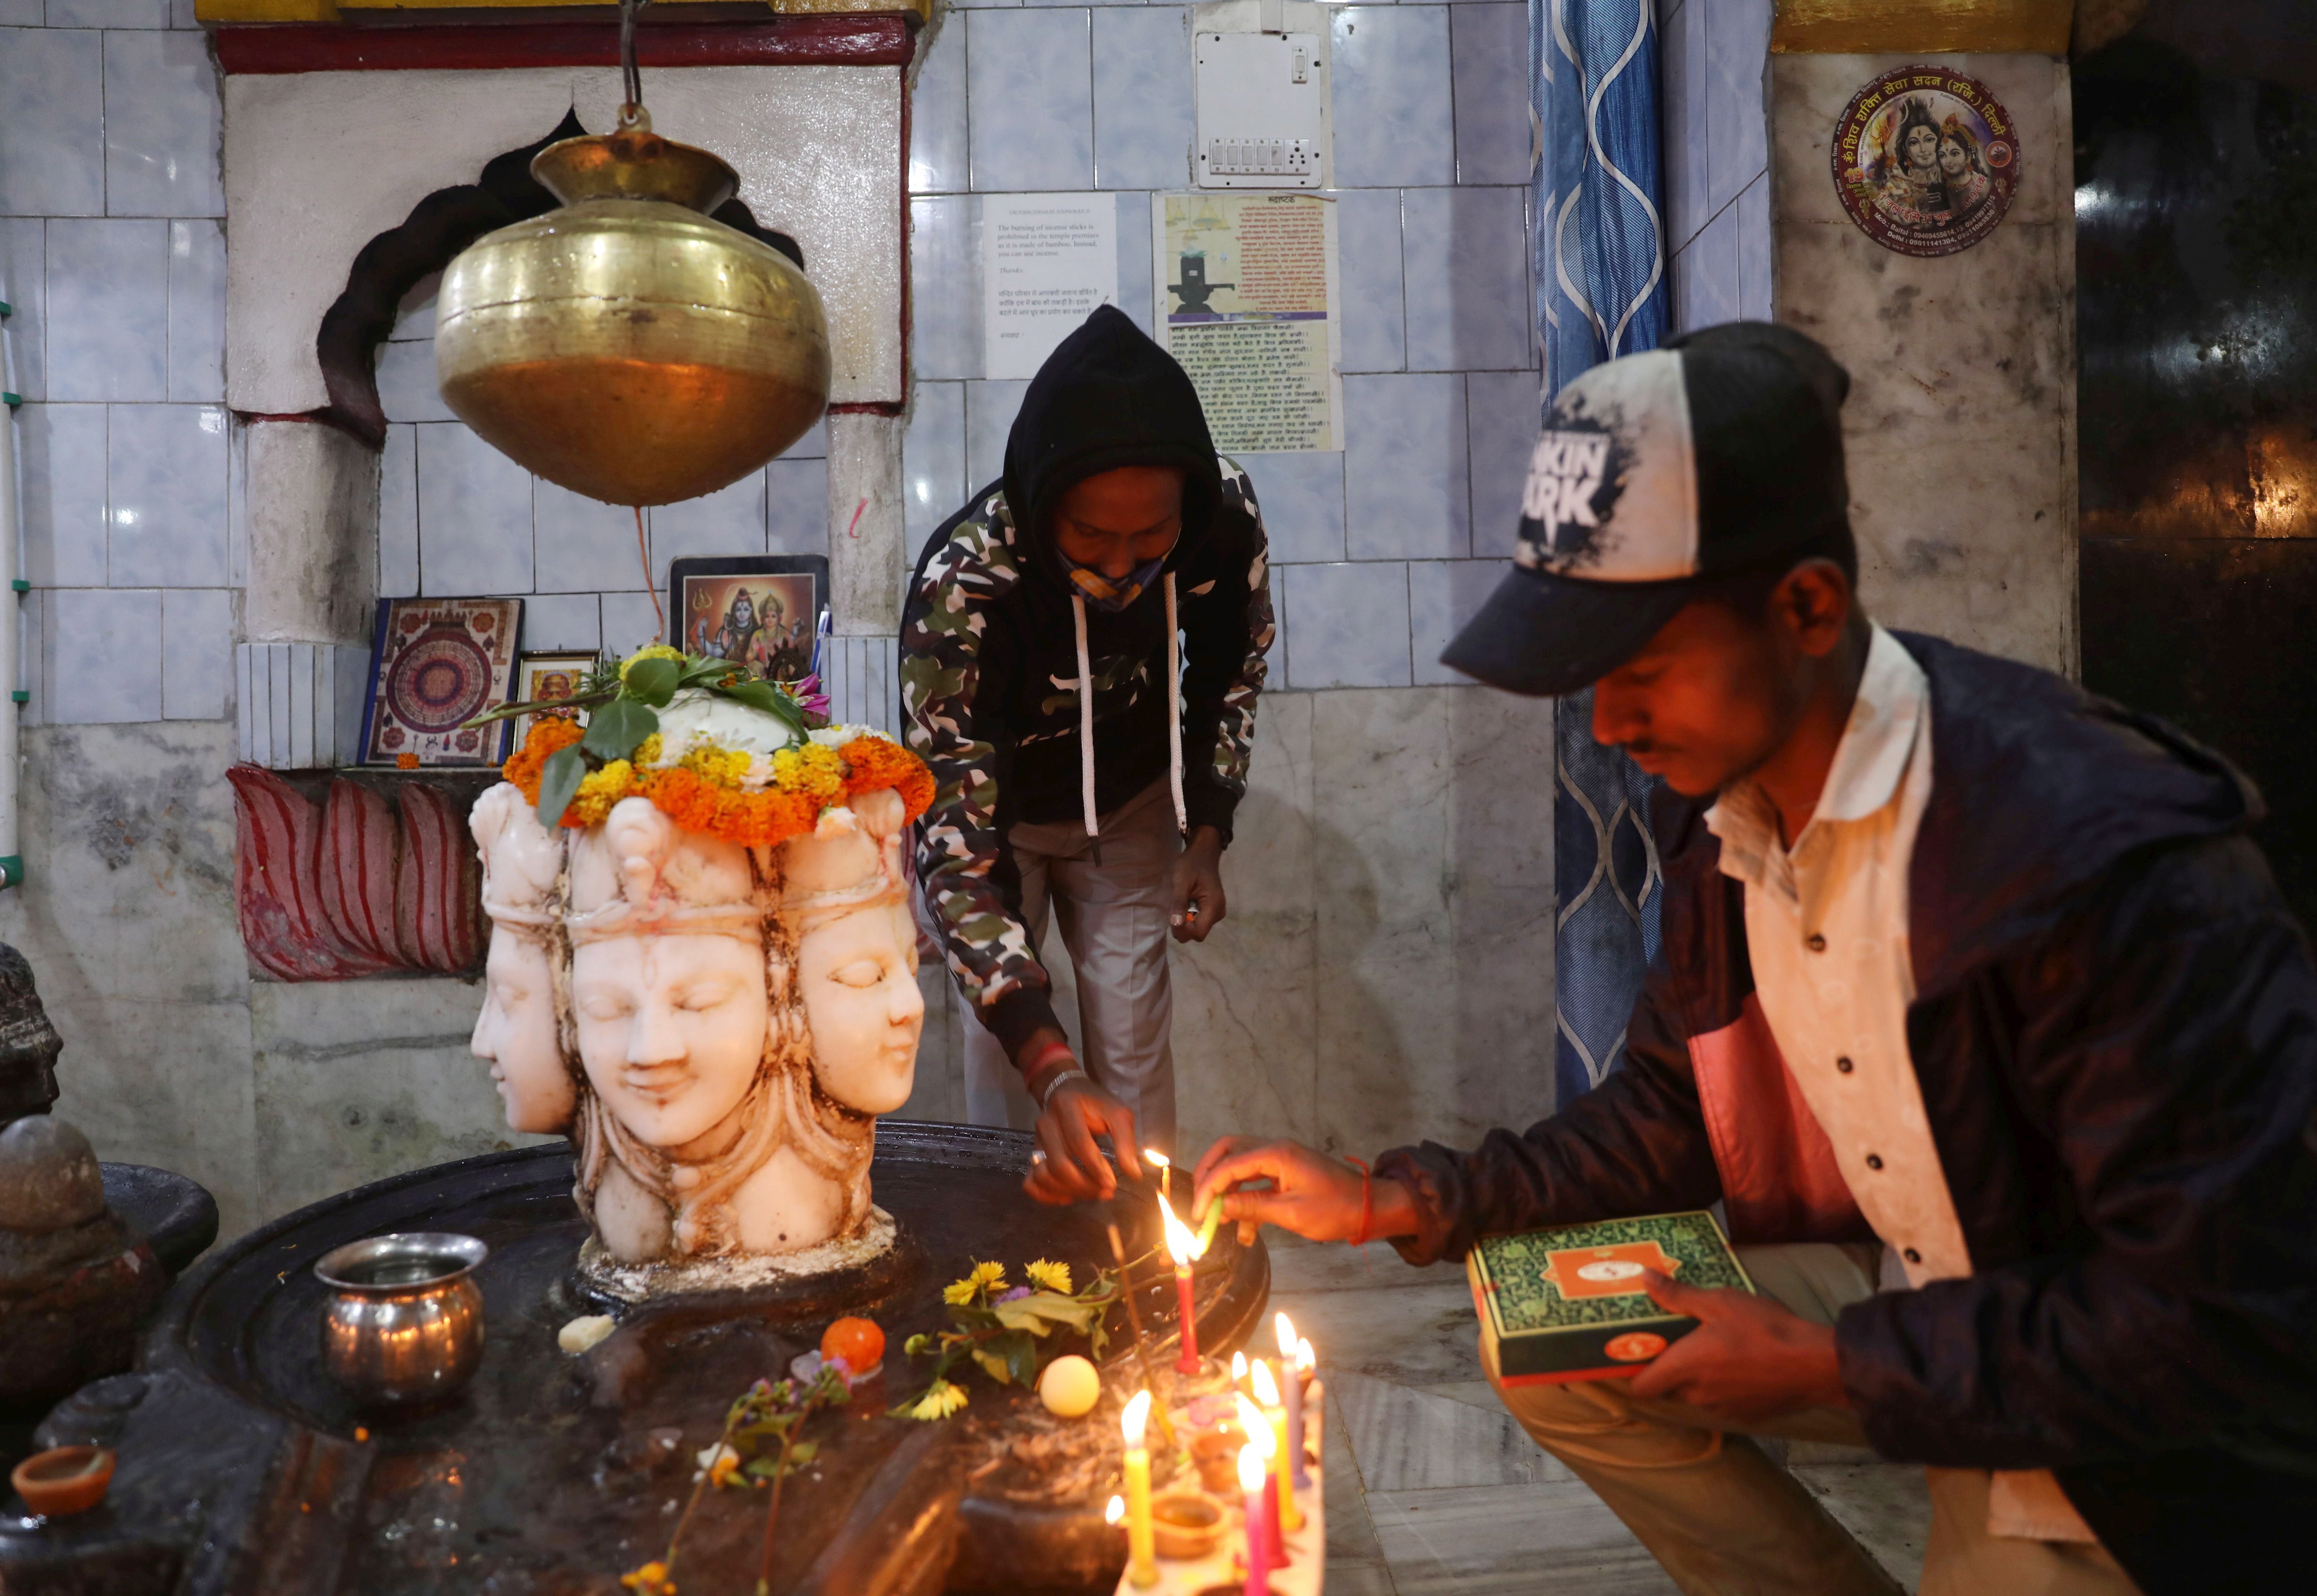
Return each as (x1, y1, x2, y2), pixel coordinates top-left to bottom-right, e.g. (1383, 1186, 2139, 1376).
(1, 1125, 1268, 1596)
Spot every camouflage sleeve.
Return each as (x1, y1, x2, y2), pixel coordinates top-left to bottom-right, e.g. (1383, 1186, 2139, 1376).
(899, 506, 1058, 1056)
(1178, 457, 1276, 842)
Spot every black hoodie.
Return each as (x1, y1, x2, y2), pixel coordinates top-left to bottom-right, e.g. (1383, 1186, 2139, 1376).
(899, 307, 1275, 1055)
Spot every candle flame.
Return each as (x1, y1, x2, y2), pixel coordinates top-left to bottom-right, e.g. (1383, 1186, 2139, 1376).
(1122, 1388, 1151, 1447)
(1275, 1310, 1296, 1357)
(1251, 1360, 1280, 1406)
(1238, 1442, 1265, 1493)
(1296, 1336, 1315, 1373)
(1144, 1148, 1170, 1167)
(1230, 1350, 1247, 1385)
(1235, 1394, 1275, 1454)
(1106, 1494, 1125, 1526)
(1160, 1195, 1204, 1264)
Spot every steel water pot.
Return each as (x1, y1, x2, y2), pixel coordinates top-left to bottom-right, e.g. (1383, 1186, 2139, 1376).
(313, 1232, 489, 1407)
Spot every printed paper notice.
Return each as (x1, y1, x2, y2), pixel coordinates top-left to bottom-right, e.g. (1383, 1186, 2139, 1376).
(984, 194, 1119, 381)
(1152, 193, 1342, 452)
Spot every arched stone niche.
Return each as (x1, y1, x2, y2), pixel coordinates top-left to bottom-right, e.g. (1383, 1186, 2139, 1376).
(223, 21, 913, 768)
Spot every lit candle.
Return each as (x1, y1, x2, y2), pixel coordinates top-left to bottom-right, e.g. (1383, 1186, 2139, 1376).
(1250, 1361, 1301, 1533)
(1238, 1442, 1269, 1596)
(1195, 1192, 1225, 1254)
(1145, 1147, 1171, 1206)
(1120, 1391, 1157, 1587)
(1275, 1313, 1307, 1490)
(1235, 1393, 1284, 1564)
(1161, 1199, 1206, 1375)
(1230, 1349, 1248, 1391)
(1294, 1338, 1316, 1488)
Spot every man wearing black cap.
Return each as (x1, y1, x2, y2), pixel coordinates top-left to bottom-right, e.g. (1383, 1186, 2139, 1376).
(1195, 323, 2317, 1593)
(902, 306, 1274, 1203)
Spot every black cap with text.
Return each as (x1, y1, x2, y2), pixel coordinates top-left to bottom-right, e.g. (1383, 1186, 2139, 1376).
(1441, 321, 1854, 698)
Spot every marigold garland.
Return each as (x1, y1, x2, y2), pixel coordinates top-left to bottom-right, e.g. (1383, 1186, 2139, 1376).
(501, 717, 933, 846)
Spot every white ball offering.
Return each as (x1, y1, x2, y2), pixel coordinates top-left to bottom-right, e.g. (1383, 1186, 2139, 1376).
(1038, 1354, 1101, 1418)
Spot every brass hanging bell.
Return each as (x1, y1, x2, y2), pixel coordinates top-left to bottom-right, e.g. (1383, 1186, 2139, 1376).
(434, 109, 831, 508)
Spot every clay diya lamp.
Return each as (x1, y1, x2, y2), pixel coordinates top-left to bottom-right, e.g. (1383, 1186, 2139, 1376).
(1150, 1491, 1225, 1560)
(1191, 1425, 1246, 1492)
(11, 1446, 115, 1517)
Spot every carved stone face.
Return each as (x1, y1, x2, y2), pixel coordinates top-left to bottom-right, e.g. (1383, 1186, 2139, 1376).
(572, 933, 769, 1154)
(798, 902, 923, 1115)
(470, 928, 575, 1134)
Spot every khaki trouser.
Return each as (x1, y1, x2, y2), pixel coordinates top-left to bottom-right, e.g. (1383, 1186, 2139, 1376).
(1485, 1242, 2144, 1596)
(961, 780, 1182, 1152)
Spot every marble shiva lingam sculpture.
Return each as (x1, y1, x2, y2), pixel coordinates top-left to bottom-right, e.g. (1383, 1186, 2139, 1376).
(468, 655, 934, 1300)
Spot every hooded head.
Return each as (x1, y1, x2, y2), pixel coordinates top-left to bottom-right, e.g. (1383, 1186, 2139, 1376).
(1001, 306, 1225, 587)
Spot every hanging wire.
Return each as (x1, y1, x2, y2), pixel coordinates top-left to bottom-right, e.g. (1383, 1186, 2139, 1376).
(617, 0, 650, 129)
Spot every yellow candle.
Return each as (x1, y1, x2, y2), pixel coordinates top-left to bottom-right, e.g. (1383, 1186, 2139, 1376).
(1145, 1147, 1171, 1206)
(1250, 1360, 1301, 1532)
(1121, 1390, 1157, 1586)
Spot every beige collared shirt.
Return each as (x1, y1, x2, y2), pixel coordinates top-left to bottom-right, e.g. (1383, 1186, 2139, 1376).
(1705, 624, 2095, 1544)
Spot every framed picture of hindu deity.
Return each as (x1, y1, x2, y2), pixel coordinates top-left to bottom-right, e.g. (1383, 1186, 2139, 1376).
(667, 555, 829, 684)
(357, 597, 525, 767)
(511, 650, 601, 750)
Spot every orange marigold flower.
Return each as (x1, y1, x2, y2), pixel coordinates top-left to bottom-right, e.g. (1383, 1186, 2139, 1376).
(502, 717, 584, 802)
(396, 752, 421, 771)
(839, 737, 935, 821)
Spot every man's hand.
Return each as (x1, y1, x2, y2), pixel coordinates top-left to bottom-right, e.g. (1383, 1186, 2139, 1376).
(1170, 826, 1227, 943)
(1023, 1072, 1145, 1205)
(1626, 1270, 1849, 1425)
(1191, 1138, 1417, 1244)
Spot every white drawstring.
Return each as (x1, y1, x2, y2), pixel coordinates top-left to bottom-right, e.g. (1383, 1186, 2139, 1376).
(1164, 572, 1186, 835)
(1073, 594, 1099, 839)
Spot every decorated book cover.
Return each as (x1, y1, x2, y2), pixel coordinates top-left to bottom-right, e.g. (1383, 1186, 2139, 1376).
(1467, 1210, 1754, 1386)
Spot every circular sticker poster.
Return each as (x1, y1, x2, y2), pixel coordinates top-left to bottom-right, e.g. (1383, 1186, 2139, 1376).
(384, 626, 495, 734)
(1832, 66, 2018, 257)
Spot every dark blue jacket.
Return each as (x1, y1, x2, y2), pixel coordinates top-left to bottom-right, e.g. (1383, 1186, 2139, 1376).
(1378, 632, 2317, 1592)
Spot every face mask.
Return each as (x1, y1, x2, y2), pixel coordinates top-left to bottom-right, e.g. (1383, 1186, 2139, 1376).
(1064, 555, 1167, 613)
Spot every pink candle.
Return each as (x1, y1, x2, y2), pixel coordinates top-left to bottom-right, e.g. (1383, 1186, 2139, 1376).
(1238, 1443, 1268, 1596)
(1162, 1199, 1205, 1374)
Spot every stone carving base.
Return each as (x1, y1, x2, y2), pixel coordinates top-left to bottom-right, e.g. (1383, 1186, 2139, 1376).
(574, 1205, 901, 1305)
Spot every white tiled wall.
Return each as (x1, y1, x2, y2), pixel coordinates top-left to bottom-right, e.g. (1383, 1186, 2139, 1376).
(3, 9, 230, 727)
(906, 4, 1540, 691)
(1660, 0, 1773, 331)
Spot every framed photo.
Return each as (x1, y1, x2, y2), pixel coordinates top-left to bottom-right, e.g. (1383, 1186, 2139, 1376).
(512, 650, 601, 750)
(668, 555, 829, 683)
(358, 597, 524, 767)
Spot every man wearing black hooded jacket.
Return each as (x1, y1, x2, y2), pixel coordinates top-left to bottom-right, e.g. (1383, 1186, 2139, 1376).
(901, 307, 1273, 1201)
(1194, 324, 2317, 1594)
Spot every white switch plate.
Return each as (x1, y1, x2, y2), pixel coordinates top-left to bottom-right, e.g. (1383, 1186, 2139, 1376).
(1194, 31, 1331, 190)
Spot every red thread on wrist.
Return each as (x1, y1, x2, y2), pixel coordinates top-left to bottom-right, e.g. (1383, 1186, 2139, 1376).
(1021, 1038, 1075, 1089)
(1344, 1156, 1374, 1247)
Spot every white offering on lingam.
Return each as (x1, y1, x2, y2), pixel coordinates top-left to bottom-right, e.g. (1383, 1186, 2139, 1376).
(467, 658, 934, 1299)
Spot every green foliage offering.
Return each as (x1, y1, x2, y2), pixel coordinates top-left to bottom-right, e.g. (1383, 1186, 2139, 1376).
(893, 1259, 1121, 1421)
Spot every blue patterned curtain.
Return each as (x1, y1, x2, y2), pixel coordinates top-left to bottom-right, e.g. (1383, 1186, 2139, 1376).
(1532, 0, 1670, 1105)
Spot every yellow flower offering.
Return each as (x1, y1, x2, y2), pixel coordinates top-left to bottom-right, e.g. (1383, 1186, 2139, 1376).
(910, 1379, 970, 1420)
(1025, 1259, 1073, 1295)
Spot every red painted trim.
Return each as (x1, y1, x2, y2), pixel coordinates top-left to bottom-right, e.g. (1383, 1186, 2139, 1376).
(216, 16, 916, 76)
(828, 399, 907, 417)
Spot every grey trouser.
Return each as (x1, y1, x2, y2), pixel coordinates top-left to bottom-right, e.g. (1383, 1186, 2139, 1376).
(1486, 1242, 2143, 1596)
(961, 780, 1181, 1153)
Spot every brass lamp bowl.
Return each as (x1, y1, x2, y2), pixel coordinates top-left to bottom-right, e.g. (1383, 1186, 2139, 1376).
(435, 116, 830, 508)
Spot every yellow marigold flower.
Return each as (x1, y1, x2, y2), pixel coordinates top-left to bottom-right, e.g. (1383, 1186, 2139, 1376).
(619, 1561, 674, 1594)
(1025, 1259, 1072, 1296)
(943, 1260, 1006, 1304)
(680, 742, 751, 789)
(909, 1379, 969, 1421)
(772, 744, 846, 805)
(635, 733, 664, 767)
(619, 644, 683, 683)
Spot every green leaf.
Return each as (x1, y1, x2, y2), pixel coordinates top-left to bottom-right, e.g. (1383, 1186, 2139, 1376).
(788, 1440, 819, 1466)
(743, 1456, 782, 1480)
(1002, 1333, 1040, 1389)
(903, 1332, 934, 1358)
(991, 1292, 1097, 1336)
(581, 695, 659, 761)
(680, 657, 747, 688)
(537, 745, 587, 830)
(971, 1348, 1013, 1386)
(622, 655, 682, 708)
(707, 677, 808, 735)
